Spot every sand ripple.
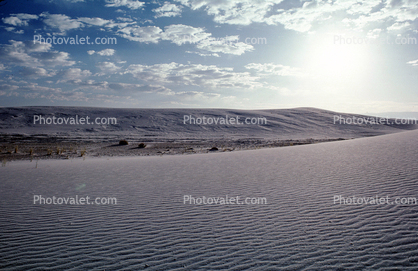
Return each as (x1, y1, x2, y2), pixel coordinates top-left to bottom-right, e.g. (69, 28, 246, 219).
(1, 131, 418, 270)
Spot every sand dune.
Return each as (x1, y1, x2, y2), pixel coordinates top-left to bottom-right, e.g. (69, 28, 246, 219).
(1, 129, 418, 270)
(0, 107, 416, 141)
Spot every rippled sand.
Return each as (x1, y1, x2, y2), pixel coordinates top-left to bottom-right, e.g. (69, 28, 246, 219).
(1, 130, 418, 270)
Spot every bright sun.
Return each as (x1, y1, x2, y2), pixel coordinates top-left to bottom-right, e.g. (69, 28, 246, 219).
(305, 35, 371, 82)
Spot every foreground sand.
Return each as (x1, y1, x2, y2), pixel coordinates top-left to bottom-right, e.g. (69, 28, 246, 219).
(1, 130, 418, 270)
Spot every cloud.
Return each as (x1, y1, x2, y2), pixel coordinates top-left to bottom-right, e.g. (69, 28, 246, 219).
(177, 0, 418, 34)
(174, 90, 220, 99)
(97, 49, 116, 56)
(0, 40, 75, 68)
(77, 17, 112, 26)
(117, 24, 253, 55)
(186, 51, 220, 57)
(3, 13, 132, 35)
(153, 2, 182, 18)
(176, 0, 282, 25)
(245, 63, 303, 76)
(164, 25, 253, 55)
(4, 27, 24, 34)
(117, 25, 163, 43)
(108, 83, 173, 95)
(56, 68, 92, 81)
(196, 36, 253, 55)
(96, 61, 122, 74)
(2, 13, 38, 26)
(125, 62, 261, 89)
(0, 84, 19, 93)
(87, 49, 116, 56)
(407, 59, 418, 66)
(66, 80, 174, 96)
(162, 24, 211, 45)
(0, 82, 77, 101)
(14, 11, 251, 56)
(19, 67, 55, 78)
(105, 0, 145, 10)
(138, 84, 173, 94)
(40, 12, 84, 33)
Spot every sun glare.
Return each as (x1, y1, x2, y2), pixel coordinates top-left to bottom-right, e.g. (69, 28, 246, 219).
(305, 35, 371, 83)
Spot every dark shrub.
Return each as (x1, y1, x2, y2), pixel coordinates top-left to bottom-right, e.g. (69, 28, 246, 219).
(119, 140, 129, 145)
(138, 143, 146, 148)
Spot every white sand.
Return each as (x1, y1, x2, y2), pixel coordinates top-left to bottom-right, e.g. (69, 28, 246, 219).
(1, 107, 415, 141)
(1, 129, 418, 270)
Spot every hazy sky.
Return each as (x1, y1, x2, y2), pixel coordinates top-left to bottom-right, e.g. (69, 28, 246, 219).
(0, 0, 417, 113)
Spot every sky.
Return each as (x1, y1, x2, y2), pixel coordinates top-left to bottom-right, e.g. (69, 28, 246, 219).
(0, 0, 417, 114)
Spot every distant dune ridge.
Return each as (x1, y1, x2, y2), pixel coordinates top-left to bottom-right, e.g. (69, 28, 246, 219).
(0, 107, 416, 141)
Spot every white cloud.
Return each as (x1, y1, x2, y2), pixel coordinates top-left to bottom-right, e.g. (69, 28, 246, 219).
(153, 2, 182, 18)
(163, 25, 253, 55)
(86, 49, 116, 56)
(2, 13, 38, 26)
(177, 0, 418, 34)
(162, 24, 211, 45)
(0, 84, 19, 93)
(2, 82, 72, 101)
(105, 0, 145, 10)
(196, 36, 253, 55)
(97, 49, 116, 56)
(77, 17, 112, 26)
(245, 63, 303, 76)
(174, 90, 220, 99)
(387, 22, 411, 33)
(0, 40, 75, 68)
(125, 62, 261, 89)
(117, 25, 163, 43)
(40, 13, 84, 33)
(117, 24, 252, 55)
(66, 80, 174, 96)
(116, 17, 133, 22)
(39, 51, 76, 67)
(186, 51, 220, 57)
(96, 62, 122, 74)
(407, 59, 418, 66)
(108, 83, 173, 95)
(19, 67, 55, 78)
(4, 27, 24, 34)
(56, 68, 92, 81)
(176, 0, 282, 25)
